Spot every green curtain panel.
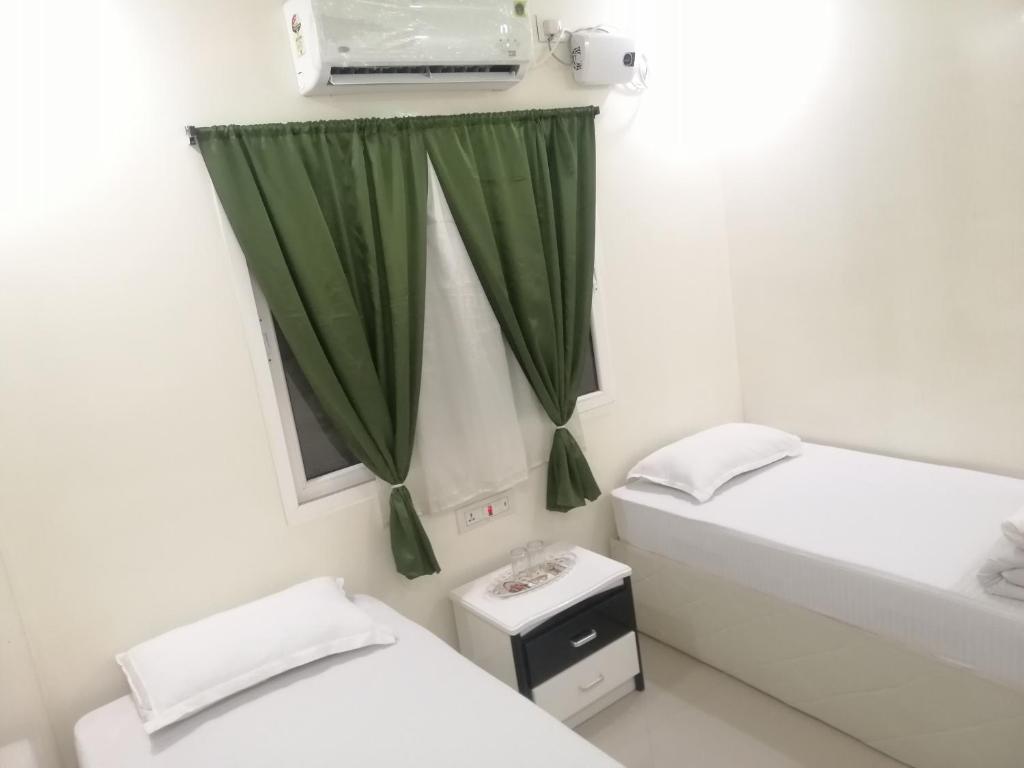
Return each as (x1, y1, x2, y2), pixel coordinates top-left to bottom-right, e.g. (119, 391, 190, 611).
(194, 119, 439, 579)
(424, 107, 602, 512)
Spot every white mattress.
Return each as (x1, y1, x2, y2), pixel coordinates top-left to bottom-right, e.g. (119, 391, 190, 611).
(612, 443, 1024, 692)
(75, 595, 620, 768)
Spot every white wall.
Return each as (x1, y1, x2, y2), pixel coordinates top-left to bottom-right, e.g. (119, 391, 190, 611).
(0, 1, 741, 765)
(718, 0, 1024, 474)
(0, 561, 60, 768)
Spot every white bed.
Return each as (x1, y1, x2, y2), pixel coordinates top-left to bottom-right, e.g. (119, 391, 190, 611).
(611, 442, 1024, 768)
(75, 595, 621, 768)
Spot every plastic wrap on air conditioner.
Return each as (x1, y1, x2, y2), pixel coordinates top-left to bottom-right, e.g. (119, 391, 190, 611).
(314, 0, 527, 63)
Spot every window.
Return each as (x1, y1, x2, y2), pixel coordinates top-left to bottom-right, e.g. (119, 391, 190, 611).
(242, 255, 611, 516)
(577, 329, 600, 397)
(275, 322, 357, 480)
(253, 286, 374, 505)
(576, 263, 614, 411)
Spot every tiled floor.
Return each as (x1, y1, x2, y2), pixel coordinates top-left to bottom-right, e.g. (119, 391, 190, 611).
(575, 634, 906, 768)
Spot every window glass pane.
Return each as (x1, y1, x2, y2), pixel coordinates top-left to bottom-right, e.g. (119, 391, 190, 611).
(275, 322, 359, 480)
(577, 329, 600, 397)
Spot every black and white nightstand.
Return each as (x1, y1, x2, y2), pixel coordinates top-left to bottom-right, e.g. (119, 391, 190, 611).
(450, 545, 644, 727)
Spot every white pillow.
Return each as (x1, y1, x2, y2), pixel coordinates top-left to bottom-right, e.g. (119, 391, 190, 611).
(627, 423, 802, 502)
(116, 577, 394, 733)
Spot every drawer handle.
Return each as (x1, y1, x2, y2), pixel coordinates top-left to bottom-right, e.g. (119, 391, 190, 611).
(579, 674, 605, 692)
(570, 629, 598, 648)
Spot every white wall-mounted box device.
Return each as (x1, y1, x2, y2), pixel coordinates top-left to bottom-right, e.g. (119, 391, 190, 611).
(569, 31, 636, 86)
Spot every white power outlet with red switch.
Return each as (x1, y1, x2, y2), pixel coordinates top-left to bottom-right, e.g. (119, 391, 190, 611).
(456, 493, 513, 534)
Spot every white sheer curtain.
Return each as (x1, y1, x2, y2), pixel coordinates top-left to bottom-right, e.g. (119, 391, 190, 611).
(407, 164, 586, 515)
(407, 166, 528, 514)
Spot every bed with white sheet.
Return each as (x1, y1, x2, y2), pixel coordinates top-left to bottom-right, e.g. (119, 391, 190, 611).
(612, 442, 1024, 768)
(75, 595, 621, 768)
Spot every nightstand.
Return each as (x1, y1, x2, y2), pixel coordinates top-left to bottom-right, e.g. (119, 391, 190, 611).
(450, 545, 644, 727)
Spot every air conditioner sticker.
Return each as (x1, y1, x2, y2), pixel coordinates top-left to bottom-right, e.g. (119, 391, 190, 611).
(291, 14, 306, 57)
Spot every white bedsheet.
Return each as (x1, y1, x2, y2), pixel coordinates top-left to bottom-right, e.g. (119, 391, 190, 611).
(612, 443, 1024, 692)
(75, 595, 620, 768)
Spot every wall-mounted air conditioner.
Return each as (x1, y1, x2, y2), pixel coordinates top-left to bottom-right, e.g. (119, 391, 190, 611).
(283, 0, 533, 95)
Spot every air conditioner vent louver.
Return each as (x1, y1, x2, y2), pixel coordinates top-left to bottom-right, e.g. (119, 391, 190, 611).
(329, 64, 520, 77)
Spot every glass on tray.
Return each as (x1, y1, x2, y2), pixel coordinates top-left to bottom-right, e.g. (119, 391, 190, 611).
(489, 550, 577, 598)
(526, 539, 546, 571)
(509, 546, 529, 578)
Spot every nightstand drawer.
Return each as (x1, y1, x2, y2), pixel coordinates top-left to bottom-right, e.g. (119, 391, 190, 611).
(532, 631, 639, 722)
(523, 585, 634, 686)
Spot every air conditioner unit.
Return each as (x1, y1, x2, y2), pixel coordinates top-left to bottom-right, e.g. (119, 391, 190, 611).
(282, 0, 533, 95)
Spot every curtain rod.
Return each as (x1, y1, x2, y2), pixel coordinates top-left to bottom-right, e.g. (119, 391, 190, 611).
(185, 106, 600, 146)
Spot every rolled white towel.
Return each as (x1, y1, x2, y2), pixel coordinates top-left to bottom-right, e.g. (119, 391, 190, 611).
(978, 540, 1024, 601)
(1002, 510, 1024, 548)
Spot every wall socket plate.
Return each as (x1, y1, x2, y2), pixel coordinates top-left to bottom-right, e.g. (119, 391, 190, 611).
(533, 15, 564, 43)
(456, 493, 512, 534)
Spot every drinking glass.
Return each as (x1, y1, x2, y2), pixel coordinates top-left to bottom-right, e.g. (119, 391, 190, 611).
(546, 541, 570, 561)
(510, 546, 529, 578)
(526, 539, 546, 571)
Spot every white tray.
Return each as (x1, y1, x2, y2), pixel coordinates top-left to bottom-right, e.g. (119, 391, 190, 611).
(488, 553, 577, 599)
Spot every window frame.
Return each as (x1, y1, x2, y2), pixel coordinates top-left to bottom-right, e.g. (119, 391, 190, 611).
(221, 199, 614, 526)
(576, 239, 615, 412)
(251, 285, 376, 504)
(220, 206, 377, 527)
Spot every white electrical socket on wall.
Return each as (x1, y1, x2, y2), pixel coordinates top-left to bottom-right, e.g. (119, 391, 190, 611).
(456, 493, 513, 534)
(532, 15, 564, 43)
